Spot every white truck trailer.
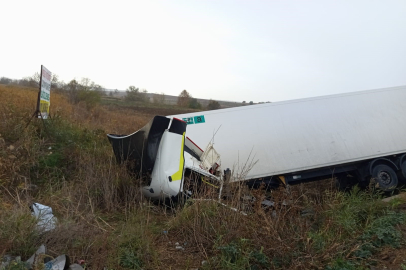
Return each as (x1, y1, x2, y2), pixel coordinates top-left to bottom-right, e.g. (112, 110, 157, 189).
(171, 85, 406, 192)
(108, 86, 406, 200)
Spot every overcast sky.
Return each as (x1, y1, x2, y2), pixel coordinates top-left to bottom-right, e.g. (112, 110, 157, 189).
(1, 0, 406, 102)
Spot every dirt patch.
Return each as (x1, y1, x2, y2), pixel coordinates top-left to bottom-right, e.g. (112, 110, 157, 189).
(372, 245, 406, 269)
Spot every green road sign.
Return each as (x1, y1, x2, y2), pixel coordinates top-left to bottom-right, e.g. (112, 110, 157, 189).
(194, 115, 205, 124)
(183, 117, 194, 124)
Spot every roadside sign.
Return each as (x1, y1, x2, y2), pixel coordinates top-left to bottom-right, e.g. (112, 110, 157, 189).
(194, 115, 205, 124)
(38, 65, 52, 119)
(182, 117, 194, 124)
(183, 115, 206, 125)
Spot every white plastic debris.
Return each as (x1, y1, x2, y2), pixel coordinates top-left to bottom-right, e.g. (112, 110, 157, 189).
(68, 263, 84, 270)
(31, 203, 57, 232)
(0, 256, 21, 270)
(44, 255, 70, 270)
(0, 255, 13, 269)
(261, 199, 275, 207)
(26, 244, 46, 267)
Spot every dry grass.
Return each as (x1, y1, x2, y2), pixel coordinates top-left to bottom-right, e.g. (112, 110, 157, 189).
(0, 85, 156, 267)
(1, 85, 406, 270)
(0, 84, 151, 134)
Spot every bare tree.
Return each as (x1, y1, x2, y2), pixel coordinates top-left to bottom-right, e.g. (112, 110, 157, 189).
(177, 89, 191, 107)
(65, 79, 80, 103)
(125, 86, 140, 101)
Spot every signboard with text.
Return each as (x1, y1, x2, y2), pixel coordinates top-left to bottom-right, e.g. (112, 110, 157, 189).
(182, 115, 206, 125)
(38, 65, 52, 119)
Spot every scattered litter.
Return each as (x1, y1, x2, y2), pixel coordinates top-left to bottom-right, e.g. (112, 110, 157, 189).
(8, 145, 15, 151)
(0, 255, 18, 269)
(282, 199, 293, 206)
(1, 246, 81, 270)
(48, 147, 52, 150)
(162, 230, 168, 234)
(242, 195, 255, 201)
(44, 255, 70, 270)
(261, 199, 275, 207)
(76, 260, 85, 265)
(201, 260, 208, 265)
(68, 263, 84, 270)
(300, 208, 315, 217)
(31, 203, 57, 232)
(174, 242, 185, 251)
(26, 244, 46, 267)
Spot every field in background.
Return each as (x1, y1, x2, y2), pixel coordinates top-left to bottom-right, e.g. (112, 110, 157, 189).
(105, 90, 246, 109)
(100, 95, 201, 118)
(1, 85, 406, 270)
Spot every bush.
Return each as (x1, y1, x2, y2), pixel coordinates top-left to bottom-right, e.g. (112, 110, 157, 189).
(77, 89, 101, 109)
(62, 78, 103, 109)
(189, 98, 202, 109)
(354, 210, 406, 258)
(126, 86, 148, 103)
(0, 205, 39, 258)
(207, 99, 220, 110)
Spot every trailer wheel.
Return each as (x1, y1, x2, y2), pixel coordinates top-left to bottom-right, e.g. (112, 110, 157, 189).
(399, 161, 406, 183)
(371, 164, 398, 192)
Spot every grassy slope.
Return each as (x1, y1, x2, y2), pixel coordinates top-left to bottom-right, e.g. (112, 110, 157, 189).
(1, 85, 406, 270)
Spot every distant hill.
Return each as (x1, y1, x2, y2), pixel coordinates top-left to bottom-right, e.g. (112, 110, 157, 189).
(105, 90, 247, 109)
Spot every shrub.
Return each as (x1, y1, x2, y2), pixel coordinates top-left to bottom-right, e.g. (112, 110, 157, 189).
(207, 99, 220, 110)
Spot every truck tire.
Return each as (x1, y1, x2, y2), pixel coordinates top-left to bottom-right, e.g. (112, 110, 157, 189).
(371, 164, 398, 192)
(399, 161, 406, 183)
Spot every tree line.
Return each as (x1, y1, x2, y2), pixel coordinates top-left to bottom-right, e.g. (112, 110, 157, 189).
(1, 73, 105, 109)
(177, 89, 221, 110)
(125, 87, 221, 110)
(1, 74, 226, 111)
